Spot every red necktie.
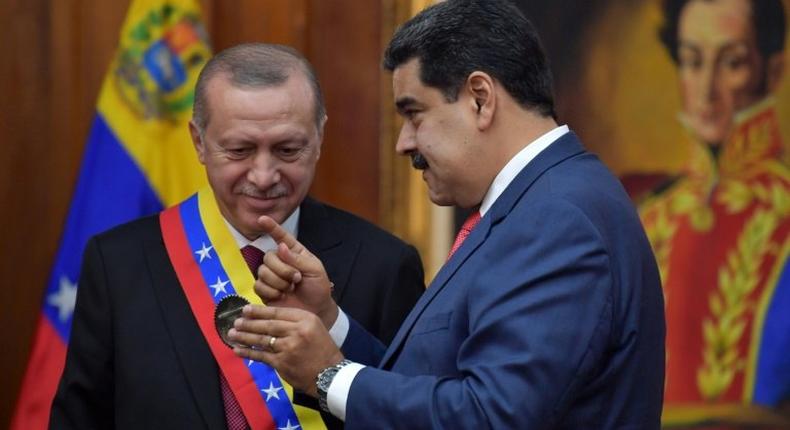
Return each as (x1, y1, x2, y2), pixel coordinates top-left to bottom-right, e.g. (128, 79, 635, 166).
(241, 245, 265, 277)
(218, 246, 264, 430)
(220, 376, 249, 430)
(448, 211, 481, 259)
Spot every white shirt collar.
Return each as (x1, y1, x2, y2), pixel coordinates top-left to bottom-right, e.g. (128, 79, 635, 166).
(224, 207, 300, 252)
(479, 125, 569, 215)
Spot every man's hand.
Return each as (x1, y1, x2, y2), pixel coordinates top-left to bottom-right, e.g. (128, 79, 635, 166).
(228, 305, 345, 397)
(255, 215, 338, 328)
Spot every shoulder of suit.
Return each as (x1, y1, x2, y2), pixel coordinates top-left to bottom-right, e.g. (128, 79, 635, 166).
(93, 213, 162, 245)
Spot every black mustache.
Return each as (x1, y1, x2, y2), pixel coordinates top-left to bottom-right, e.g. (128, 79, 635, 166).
(410, 153, 429, 170)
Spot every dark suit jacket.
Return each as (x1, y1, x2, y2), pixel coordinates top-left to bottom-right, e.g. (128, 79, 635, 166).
(342, 132, 666, 429)
(50, 197, 424, 429)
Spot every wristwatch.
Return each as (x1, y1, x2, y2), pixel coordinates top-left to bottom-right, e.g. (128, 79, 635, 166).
(316, 359, 353, 413)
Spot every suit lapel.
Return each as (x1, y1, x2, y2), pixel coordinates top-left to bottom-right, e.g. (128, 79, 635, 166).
(486, 132, 585, 225)
(144, 231, 226, 429)
(297, 197, 354, 303)
(380, 213, 491, 367)
(380, 132, 587, 368)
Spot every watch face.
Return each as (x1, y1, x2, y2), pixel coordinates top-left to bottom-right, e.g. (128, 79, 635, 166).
(318, 368, 336, 393)
(317, 366, 337, 412)
(318, 360, 351, 393)
(317, 360, 352, 412)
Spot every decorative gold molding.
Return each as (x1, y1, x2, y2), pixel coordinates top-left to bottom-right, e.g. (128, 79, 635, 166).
(662, 403, 790, 428)
(410, 0, 436, 15)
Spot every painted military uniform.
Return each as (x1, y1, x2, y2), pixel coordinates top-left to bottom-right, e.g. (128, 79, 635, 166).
(639, 99, 790, 428)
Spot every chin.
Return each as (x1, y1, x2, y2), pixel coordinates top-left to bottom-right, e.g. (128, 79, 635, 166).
(688, 117, 726, 144)
(235, 222, 263, 240)
(427, 192, 453, 207)
(696, 127, 729, 146)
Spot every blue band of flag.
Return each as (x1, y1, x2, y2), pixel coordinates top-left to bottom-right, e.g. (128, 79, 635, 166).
(44, 114, 163, 341)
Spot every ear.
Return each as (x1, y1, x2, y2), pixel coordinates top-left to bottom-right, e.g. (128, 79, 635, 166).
(189, 120, 207, 165)
(315, 114, 328, 160)
(466, 71, 496, 130)
(765, 53, 785, 93)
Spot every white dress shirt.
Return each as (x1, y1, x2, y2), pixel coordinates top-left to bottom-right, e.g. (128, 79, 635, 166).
(225, 208, 301, 252)
(326, 125, 571, 420)
(225, 207, 352, 346)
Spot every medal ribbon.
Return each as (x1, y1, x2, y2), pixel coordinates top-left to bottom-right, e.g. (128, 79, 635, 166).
(161, 188, 326, 430)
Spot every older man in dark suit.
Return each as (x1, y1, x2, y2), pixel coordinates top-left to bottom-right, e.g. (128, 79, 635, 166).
(50, 43, 424, 430)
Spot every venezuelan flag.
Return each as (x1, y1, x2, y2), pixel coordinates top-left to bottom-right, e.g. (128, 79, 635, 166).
(11, 1, 209, 428)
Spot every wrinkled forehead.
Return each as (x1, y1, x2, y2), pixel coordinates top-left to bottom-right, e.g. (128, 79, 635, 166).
(209, 72, 319, 122)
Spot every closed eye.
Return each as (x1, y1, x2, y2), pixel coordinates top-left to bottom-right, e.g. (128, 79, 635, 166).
(225, 147, 253, 159)
(275, 144, 307, 160)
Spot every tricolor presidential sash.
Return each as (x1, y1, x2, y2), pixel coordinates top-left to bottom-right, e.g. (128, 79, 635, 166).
(160, 188, 326, 430)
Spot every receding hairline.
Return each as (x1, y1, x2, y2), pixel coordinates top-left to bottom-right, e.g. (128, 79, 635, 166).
(192, 43, 326, 131)
(201, 66, 317, 113)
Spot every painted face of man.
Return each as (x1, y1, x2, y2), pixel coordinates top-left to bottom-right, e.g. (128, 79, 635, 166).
(191, 72, 323, 239)
(676, 0, 768, 145)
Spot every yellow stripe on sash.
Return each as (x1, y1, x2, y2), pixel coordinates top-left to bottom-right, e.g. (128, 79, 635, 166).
(197, 188, 327, 428)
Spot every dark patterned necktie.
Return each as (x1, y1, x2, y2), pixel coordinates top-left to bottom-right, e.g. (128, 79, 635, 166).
(447, 211, 482, 259)
(218, 245, 264, 430)
(241, 245, 265, 276)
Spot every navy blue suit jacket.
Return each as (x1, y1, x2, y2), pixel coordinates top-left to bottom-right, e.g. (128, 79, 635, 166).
(342, 132, 665, 429)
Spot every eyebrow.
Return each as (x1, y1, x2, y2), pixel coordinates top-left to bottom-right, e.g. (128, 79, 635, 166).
(679, 39, 750, 52)
(395, 96, 419, 114)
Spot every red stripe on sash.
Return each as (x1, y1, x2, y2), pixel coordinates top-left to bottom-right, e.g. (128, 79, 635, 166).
(160, 206, 274, 430)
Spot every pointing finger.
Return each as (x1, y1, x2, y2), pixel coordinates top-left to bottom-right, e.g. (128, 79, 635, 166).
(256, 215, 305, 253)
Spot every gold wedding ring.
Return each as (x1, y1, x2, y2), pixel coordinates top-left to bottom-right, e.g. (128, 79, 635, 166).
(268, 336, 277, 351)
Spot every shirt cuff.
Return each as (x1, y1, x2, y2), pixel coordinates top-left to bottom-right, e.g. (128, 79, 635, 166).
(327, 361, 365, 421)
(327, 307, 349, 347)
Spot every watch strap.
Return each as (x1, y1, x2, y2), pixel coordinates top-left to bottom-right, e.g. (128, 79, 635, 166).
(317, 359, 353, 413)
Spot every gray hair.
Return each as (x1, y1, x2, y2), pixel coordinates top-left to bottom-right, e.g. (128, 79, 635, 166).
(192, 43, 327, 131)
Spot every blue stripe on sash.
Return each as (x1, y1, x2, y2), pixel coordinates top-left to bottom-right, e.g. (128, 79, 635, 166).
(177, 193, 302, 427)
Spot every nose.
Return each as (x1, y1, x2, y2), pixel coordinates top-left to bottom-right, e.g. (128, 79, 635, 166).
(246, 151, 281, 188)
(700, 62, 719, 103)
(395, 121, 416, 156)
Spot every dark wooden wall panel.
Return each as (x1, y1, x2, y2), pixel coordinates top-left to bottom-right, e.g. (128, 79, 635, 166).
(207, 0, 308, 51)
(307, 0, 383, 222)
(0, 1, 386, 427)
(2, 0, 60, 426)
(0, 1, 130, 427)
